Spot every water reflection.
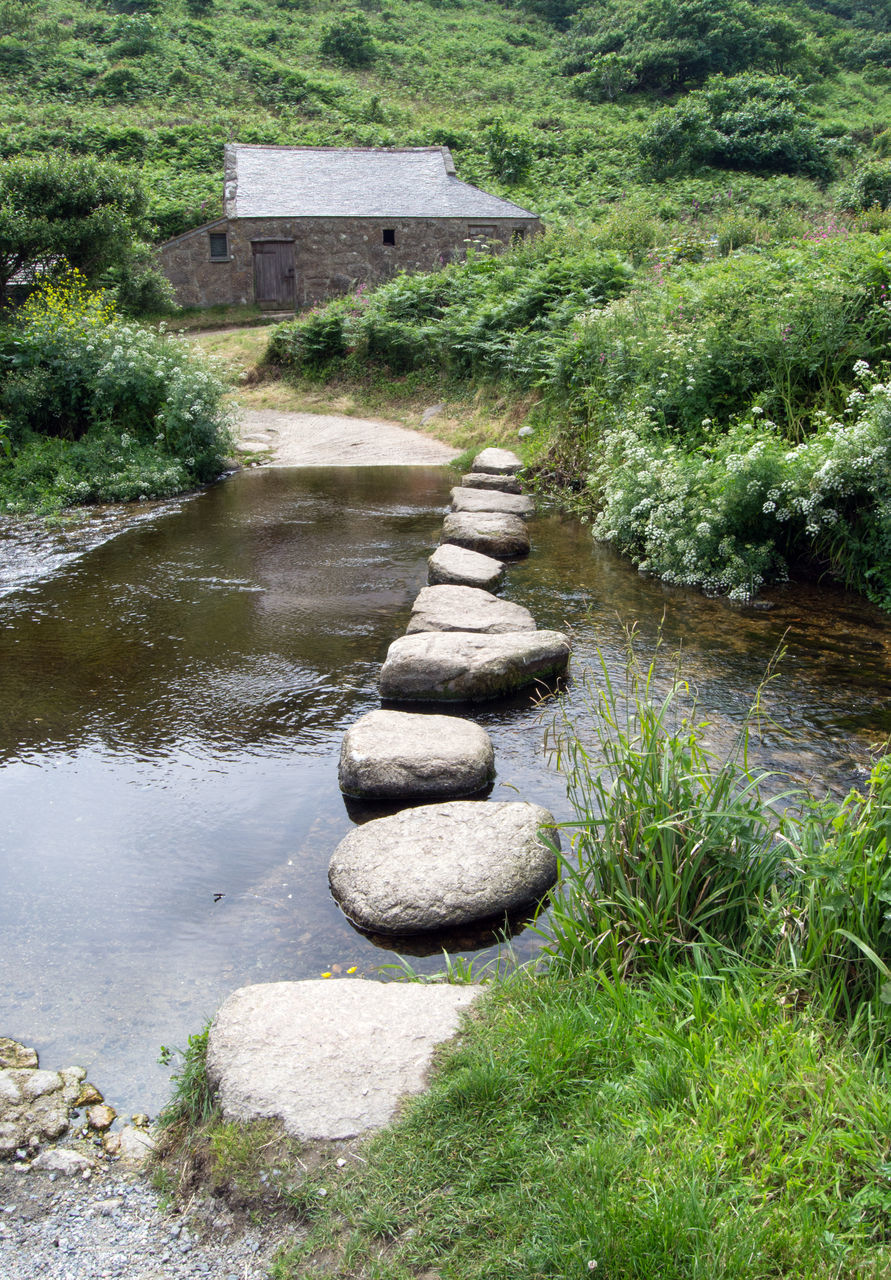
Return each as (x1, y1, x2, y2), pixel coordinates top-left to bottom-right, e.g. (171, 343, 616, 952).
(0, 467, 889, 1111)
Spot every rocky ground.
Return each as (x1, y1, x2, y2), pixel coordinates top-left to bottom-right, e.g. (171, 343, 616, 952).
(0, 1039, 296, 1279)
(0, 1161, 297, 1280)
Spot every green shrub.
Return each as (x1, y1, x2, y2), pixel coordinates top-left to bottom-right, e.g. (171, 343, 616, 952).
(0, 151, 147, 292)
(639, 73, 836, 181)
(269, 233, 634, 386)
(319, 11, 375, 66)
(0, 273, 232, 512)
(558, 0, 810, 96)
(837, 160, 891, 212)
(557, 230, 891, 441)
(267, 303, 349, 369)
(485, 118, 533, 185)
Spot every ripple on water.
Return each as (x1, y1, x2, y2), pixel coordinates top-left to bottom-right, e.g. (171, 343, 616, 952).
(0, 466, 889, 1111)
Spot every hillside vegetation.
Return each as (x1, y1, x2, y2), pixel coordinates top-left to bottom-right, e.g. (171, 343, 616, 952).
(3, 0, 889, 238)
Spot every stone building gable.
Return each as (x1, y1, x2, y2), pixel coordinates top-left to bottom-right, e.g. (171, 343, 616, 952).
(159, 145, 540, 311)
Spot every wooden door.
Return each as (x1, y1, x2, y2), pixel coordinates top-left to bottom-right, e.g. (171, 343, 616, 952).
(252, 241, 296, 308)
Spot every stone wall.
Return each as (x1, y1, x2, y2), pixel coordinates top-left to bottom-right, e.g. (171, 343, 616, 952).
(159, 215, 540, 310)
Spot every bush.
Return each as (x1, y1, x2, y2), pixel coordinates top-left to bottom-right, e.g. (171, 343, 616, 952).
(558, 0, 810, 96)
(583, 368, 891, 604)
(639, 74, 836, 181)
(269, 232, 634, 387)
(837, 160, 891, 212)
(267, 303, 349, 369)
(0, 152, 147, 292)
(0, 272, 232, 512)
(319, 12, 375, 67)
(485, 119, 533, 185)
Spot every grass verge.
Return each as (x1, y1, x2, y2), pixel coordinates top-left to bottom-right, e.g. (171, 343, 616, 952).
(274, 969, 891, 1280)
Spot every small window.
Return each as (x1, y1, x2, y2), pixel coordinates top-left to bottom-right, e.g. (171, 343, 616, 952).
(209, 231, 228, 260)
(382, 228, 396, 246)
(468, 224, 497, 241)
(512, 228, 526, 244)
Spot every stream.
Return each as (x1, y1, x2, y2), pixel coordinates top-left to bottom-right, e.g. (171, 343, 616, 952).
(1, 464, 889, 1113)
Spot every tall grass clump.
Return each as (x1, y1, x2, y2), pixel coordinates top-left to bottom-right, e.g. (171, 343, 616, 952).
(540, 640, 791, 977)
(0, 271, 233, 513)
(540, 636, 891, 1044)
(788, 753, 891, 1036)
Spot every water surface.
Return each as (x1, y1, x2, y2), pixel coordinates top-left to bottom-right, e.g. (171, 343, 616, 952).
(0, 466, 888, 1111)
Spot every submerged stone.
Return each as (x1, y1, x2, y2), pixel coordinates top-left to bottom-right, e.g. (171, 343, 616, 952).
(406, 585, 535, 635)
(441, 511, 530, 559)
(206, 979, 481, 1140)
(379, 629, 571, 703)
(339, 709, 494, 800)
(328, 799, 560, 935)
(471, 447, 522, 475)
(450, 487, 535, 519)
(460, 472, 522, 494)
(427, 543, 505, 592)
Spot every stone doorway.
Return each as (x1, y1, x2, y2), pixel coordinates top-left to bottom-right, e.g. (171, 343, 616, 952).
(252, 240, 296, 308)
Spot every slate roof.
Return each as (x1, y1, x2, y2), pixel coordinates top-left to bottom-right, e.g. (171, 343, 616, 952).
(224, 144, 538, 221)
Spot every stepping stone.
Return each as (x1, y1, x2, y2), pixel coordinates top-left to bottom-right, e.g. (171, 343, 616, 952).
(339, 709, 494, 800)
(460, 472, 522, 494)
(441, 511, 530, 559)
(428, 544, 505, 592)
(379, 629, 571, 702)
(471, 447, 522, 475)
(407, 585, 535, 635)
(206, 979, 480, 1140)
(450, 486, 535, 519)
(328, 800, 560, 935)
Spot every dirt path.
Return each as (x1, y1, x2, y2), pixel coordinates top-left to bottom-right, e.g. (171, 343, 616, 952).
(236, 408, 461, 467)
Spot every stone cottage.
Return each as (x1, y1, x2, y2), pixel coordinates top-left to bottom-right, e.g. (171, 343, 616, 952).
(159, 144, 540, 311)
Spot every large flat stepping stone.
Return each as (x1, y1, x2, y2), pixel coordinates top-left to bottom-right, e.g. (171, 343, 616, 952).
(460, 472, 522, 494)
(328, 800, 560, 935)
(206, 980, 480, 1140)
(471, 447, 522, 475)
(451, 486, 535, 519)
(339, 709, 494, 799)
(379, 629, 571, 702)
(441, 511, 530, 559)
(428, 543, 505, 592)
(407, 585, 535, 635)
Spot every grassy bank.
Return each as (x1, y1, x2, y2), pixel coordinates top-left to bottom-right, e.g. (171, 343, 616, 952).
(156, 646, 891, 1278)
(273, 969, 891, 1280)
(268, 212, 891, 606)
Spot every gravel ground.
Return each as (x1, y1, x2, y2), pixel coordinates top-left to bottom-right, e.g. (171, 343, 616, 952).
(0, 1160, 299, 1279)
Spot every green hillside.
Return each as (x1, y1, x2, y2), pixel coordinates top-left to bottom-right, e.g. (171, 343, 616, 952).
(2, 0, 889, 238)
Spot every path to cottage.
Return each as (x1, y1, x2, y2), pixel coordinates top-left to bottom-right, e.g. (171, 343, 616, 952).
(235, 407, 460, 467)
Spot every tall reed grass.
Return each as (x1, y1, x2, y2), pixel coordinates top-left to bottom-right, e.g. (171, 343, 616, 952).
(539, 637, 891, 1043)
